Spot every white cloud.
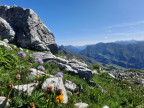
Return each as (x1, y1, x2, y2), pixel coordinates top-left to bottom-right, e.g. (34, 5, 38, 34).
(107, 20, 144, 28)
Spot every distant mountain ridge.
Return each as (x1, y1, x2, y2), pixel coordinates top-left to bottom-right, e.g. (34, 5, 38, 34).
(113, 40, 144, 45)
(65, 45, 87, 54)
(80, 41, 144, 69)
(59, 45, 98, 65)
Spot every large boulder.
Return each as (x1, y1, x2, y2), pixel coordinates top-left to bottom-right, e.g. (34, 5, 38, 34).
(42, 77, 68, 103)
(0, 17, 15, 41)
(0, 5, 58, 54)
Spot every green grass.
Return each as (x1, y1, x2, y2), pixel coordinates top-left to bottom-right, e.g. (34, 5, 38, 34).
(0, 45, 144, 108)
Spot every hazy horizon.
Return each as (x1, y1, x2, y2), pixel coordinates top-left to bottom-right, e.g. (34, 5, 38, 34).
(62, 39, 144, 46)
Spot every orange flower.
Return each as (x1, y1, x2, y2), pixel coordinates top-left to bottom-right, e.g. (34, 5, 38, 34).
(8, 83, 13, 88)
(122, 80, 124, 82)
(16, 74, 21, 80)
(55, 94, 64, 103)
(30, 102, 36, 108)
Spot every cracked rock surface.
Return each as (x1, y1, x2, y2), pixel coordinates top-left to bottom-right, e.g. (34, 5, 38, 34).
(0, 5, 58, 54)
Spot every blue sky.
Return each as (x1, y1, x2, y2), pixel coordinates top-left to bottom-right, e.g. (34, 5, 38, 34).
(1, 0, 144, 46)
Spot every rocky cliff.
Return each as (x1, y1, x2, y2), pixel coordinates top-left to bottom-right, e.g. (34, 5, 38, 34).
(0, 5, 58, 54)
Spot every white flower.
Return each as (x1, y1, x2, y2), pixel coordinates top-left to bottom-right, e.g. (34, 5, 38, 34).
(103, 105, 109, 108)
(19, 47, 23, 51)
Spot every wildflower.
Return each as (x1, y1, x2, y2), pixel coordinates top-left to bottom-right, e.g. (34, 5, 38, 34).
(26, 50, 29, 53)
(122, 80, 124, 82)
(103, 105, 109, 108)
(55, 94, 64, 103)
(19, 47, 23, 51)
(8, 83, 13, 88)
(47, 86, 54, 94)
(123, 84, 126, 86)
(29, 68, 34, 72)
(18, 52, 26, 57)
(37, 74, 40, 79)
(16, 70, 19, 73)
(57, 89, 63, 95)
(37, 66, 45, 71)
(28, 62, 32, 66)
(30, 102, 36, 108)
(16, 74, 21, 80)
(20, 66, 25, 69)
(44, 70, 47, 73)
(56, 72, 63, 77)
(26, 73, 30, 76)
(43, 92, 47, 96)
(35, 58, 44, 64)
(99, 82, 102, 84)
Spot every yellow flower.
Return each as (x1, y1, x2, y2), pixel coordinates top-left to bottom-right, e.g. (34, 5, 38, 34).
(44, 70, 47, 73)
(99, 82, 102, 84)
(55, 94, 64, 103)
(37, 74, 40, 79)
(123, 84, 126, 86)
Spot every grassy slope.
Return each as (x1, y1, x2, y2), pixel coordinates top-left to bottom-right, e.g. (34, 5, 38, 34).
(0, 45, 144, 108)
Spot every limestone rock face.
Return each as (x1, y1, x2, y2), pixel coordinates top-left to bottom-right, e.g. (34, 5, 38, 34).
(0, 5, 58, 54)
(14, 83, 39, 95)
(30, 52, 96, 82)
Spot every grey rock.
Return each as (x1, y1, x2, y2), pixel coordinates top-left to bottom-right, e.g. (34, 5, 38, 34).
(65, 80, 77, 92)
(0, 5, 58, 54)
(14, 83, 38, 95)
(74, 102, 88, 108)
(0, 17, 15, 42)
(29, 68, 54, 78)
(92, 70, 98, 74)
(77, 84, 83, 92)
(57, 63, 78, 74)
(30, 52, 56, 60)
(42, 77, 68, 103)
(88, 80, 96, 86)
(0, 96, 10, 108)
(30, 52, 95, 81)
(108, 73, 115, 78)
